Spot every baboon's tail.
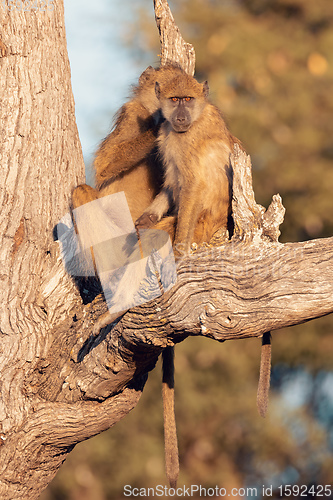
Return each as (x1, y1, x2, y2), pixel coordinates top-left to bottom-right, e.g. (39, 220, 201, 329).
(162, 346, 179, 488)
(256, 331, 272, 418)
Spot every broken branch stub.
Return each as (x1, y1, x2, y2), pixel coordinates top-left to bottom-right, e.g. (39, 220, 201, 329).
(153, 0, 195, 75)
(231, 144, 285, 243)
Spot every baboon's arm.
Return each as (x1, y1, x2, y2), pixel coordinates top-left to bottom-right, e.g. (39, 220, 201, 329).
(95, 129, 158, 187)
(174, 185, 203, 250)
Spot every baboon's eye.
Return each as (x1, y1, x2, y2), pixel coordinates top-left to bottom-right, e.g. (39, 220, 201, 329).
(171, 97, 179, 102)
(185, 97, 192, 102)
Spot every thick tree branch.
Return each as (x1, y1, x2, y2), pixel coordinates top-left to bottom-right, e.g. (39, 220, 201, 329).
(0, 386, 143, 498)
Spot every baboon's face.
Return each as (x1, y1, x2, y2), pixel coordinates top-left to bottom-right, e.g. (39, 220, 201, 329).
(162, 96, 196, 133)
(155, 77, 209, 133)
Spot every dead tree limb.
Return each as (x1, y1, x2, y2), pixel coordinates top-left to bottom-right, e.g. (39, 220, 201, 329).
(154, 0, 195, 75)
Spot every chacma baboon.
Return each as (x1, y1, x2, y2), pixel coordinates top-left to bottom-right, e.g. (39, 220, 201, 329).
(135, 72, 239, 251)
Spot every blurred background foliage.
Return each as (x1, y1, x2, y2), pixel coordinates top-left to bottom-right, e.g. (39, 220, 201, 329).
(41, 0, 333, 498)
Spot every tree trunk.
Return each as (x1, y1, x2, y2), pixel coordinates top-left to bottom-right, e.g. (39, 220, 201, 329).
(0, 1, 332, 499)
(0, 2, 127, 498)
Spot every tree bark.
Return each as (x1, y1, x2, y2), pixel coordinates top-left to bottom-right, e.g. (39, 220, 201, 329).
(154, 0, 195, 75)
(0, 1, 332, 499)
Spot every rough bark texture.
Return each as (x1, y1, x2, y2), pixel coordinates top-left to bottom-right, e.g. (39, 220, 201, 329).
(154, 0, 196, 75)
(0, 1, 332, 499)
(0, 3, 88, 497)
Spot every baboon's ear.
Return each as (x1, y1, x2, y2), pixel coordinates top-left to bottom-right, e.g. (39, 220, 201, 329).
(203, 81, 209, 98)
(155, 81, 161, 99)
(139, 66, 155, 86)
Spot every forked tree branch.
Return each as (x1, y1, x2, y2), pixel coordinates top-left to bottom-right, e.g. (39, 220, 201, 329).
(35, 146, 333, 404)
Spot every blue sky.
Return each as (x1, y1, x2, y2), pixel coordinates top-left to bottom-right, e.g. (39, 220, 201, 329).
(64, 0, 148, 183)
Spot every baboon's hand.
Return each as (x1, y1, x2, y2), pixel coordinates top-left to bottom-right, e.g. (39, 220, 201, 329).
(135, 213, 158, 229)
